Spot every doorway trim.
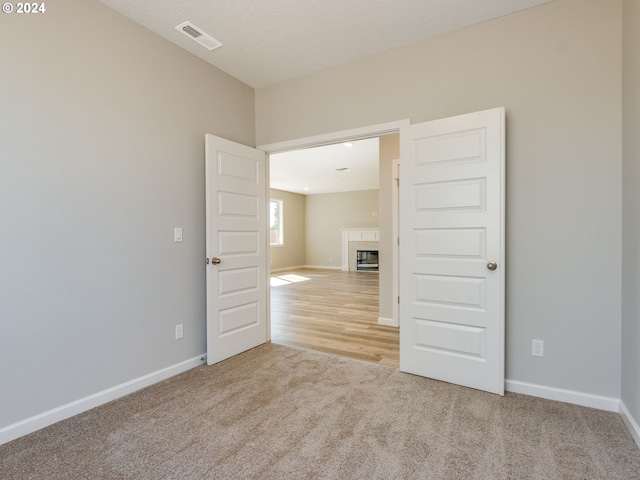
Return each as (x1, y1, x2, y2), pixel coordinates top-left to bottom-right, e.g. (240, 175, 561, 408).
(391, 158, 400, 327)
(258, 119, 409, 331)
(258, 120, 409, 153)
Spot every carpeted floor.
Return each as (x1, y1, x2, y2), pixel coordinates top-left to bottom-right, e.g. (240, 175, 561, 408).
(1, 343, 639, 479)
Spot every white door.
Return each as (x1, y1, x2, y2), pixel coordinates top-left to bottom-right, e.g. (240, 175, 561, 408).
(205, 134, 267, 365)
(399, 107, 505, 395)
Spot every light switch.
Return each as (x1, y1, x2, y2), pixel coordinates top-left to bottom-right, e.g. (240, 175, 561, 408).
(174, 227, 183, 242)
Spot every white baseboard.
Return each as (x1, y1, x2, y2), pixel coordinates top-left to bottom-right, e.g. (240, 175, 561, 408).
(303, 265, 342, 270)
(0, 354, 206, 446)
(378, 317, 398, 327)
(505, 379, 620, 412)
(270, 265, 342, 273)
(270, 265, 360, 273)
(620, 401, 640, 449)
(270, 265, 306, 273)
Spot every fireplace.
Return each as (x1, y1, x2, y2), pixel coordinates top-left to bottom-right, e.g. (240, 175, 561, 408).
(356, 250, 379, 272)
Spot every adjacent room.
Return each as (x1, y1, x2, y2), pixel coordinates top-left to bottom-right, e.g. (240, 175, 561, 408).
(268, 137, 400, 366)
(1, 0, 640, 477)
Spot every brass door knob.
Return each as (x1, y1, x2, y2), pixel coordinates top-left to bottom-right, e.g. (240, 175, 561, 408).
(487, 262, 497, 271)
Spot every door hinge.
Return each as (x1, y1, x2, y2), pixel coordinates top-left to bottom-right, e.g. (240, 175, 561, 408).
(398, 296, 400, 304)
(397, 237, 400, 246)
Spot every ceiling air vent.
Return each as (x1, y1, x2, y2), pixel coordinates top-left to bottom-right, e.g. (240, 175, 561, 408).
(175, 21, 223, 51)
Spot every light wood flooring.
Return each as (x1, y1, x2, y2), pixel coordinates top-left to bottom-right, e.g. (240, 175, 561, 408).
(270, 268, 399, 367)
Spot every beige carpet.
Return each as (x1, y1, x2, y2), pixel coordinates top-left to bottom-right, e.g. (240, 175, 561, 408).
(1, 343, 639, 479)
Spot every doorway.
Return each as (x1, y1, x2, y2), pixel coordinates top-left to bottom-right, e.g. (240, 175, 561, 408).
(208, 109, 504, 394)
(259, 120, 408, 364)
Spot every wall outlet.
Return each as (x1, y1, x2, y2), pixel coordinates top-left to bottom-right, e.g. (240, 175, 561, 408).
(532, 339, 544, 357)
(175, 324, 184, 340)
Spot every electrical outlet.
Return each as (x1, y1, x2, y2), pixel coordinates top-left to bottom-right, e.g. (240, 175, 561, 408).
(175, 324, 184, 340)
(532, 339, 544, 357)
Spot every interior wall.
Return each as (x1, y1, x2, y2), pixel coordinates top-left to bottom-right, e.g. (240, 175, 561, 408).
(378, 134, 400, 322)
(305, 190, 379, 268)
(622, 0, 640, 429)
(0, 0, 255, 429)
(269, 189, 306, 270)
(256, 0, 623, 398)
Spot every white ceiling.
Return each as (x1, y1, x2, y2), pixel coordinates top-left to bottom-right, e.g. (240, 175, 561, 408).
(270, 138, 379, 195)
(97, 0, 553, 89)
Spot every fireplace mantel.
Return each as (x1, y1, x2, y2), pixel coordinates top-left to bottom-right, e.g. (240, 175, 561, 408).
(340, 228, 379, 271)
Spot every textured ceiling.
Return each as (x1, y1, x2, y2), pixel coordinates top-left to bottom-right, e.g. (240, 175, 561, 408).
(97, 0, 553, 88)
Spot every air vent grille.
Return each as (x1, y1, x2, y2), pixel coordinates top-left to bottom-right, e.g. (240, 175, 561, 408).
(181, 24, 202, 39)
(175, 21, 223, 51)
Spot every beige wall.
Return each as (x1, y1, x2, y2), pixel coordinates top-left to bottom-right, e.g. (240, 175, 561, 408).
(622, 0, 640, 429)
(270, 189, 306, 270)
(378, 135, 400, 321)
(0, 0, 255, 429)
(256, 0, 623, 398)
(305, 190, 379, 268)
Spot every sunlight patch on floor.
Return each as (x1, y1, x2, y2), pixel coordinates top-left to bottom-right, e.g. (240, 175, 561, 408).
(270, 274, 311, 287)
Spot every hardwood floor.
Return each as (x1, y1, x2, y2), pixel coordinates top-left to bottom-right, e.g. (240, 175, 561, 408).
(270, 268, 399, 367)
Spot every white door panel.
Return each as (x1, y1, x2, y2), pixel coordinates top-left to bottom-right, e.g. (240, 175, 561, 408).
(415, 228, 486, 258)
(400, 107, 505, 395)
(206, 134, 267, 365)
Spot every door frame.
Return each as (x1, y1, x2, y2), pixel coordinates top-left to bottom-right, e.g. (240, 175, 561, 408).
(258, 119, 409, 333)
(392, 158, 400, 327)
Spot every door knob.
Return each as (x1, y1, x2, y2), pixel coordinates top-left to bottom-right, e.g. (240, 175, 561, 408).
(487, 262, 497, 271)
(211, 257, 222, 265)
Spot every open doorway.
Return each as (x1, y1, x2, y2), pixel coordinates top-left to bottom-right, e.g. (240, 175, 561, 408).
(266, 134, 400, 366)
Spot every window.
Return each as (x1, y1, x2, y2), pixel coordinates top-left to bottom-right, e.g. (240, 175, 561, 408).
(270, 199, 283, 246)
